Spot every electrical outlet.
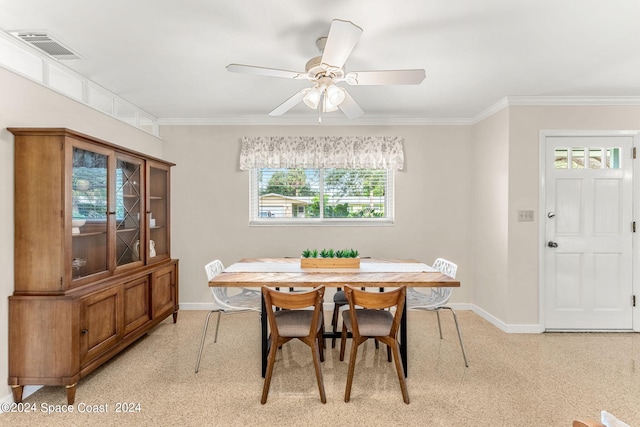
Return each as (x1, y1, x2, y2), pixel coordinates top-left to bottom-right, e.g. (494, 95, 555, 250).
(518, 210, 534, 222)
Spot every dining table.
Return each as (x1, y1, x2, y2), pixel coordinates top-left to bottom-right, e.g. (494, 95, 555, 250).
(208, 257, 460, 377)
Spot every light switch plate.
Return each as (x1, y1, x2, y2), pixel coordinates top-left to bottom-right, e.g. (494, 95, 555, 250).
(518, 210, 535, 222)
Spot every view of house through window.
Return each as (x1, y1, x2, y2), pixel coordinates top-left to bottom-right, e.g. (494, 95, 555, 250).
(253, 168, 392, 222)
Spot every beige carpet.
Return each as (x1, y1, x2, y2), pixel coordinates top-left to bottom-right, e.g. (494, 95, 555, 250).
(3, 310, 639, 426)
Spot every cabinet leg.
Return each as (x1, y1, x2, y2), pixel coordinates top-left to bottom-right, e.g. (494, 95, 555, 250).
(65, 383, 77, 405)
(11, 385, 23, 403)
(173, 311, 178, 323)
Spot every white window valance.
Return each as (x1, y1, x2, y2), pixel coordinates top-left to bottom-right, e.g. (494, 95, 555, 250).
(239, 136, 404, 171)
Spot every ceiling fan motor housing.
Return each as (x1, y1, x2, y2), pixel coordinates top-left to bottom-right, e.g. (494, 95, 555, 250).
(305, 55, 344, 81)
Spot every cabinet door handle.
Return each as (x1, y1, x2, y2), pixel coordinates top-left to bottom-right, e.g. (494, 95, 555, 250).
(81, 329, 88, 334)
(108, 211, 116, 215)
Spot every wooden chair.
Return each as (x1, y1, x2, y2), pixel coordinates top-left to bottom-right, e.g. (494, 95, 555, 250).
(261, 285, 326, 404)
(573, 421, 606, 427)
(573, 410, 630, 427)
(330, 286, 378, 348)
(339, 285, 409, 404)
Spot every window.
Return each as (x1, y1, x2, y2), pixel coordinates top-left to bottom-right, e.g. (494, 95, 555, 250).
(240, 136, 403, 225)
(250, 168, 394, 224)
(554, 147, 621, 169)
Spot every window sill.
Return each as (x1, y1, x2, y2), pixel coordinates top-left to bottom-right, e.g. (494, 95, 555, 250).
(249, 218, 394, 227)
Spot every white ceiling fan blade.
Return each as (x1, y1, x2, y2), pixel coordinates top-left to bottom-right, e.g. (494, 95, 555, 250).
(226, 64, 306, 80)
(268, 89, 310, 116)
(338, 90, 364, 119)
(321, 19, 363, 70)
(344, 69, 426, 85)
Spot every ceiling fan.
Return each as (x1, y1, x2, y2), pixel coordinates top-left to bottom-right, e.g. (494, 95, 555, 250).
(226, 19, 426, 120)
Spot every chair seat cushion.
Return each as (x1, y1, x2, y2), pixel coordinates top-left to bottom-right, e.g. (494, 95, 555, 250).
(333, 290, 347, 304)
(343, 309, 393, 337)
(274, 310, 318, 337)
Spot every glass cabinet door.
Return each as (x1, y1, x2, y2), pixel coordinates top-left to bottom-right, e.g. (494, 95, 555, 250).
(148, 162, 170, 261)
(115, 154, 144, 268)
(71, 145, 109, 280)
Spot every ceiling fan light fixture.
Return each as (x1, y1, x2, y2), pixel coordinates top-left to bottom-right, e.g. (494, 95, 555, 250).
(325, 84, 346, 106)
(303, 86, 322, 109)
(322, 94, 339, 113)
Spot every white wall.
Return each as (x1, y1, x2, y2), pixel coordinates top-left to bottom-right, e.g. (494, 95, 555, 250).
(160, 125, 474, 307)
(505, 105, 640, 328)
(470, 108, 510, 324)
(0, 67, 165, 401)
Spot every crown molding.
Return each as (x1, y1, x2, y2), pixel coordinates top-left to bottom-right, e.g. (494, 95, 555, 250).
(470, 97, 510, 124)
(157, 116, 475, 127)
(468, 95, 640, 126)
(506, 95, 640, 106)
(159, 96, 640, 127)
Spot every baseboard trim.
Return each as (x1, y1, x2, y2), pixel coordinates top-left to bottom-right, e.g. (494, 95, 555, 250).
(470, 304, 544, 333)
(180, 302, 544, 333)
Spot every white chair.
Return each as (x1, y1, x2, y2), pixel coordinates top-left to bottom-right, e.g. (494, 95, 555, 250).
(407, 257, 468, 367)
(195, 259, 261, 373)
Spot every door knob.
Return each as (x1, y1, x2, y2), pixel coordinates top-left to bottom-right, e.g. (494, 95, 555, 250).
(547, 241, 558, 248)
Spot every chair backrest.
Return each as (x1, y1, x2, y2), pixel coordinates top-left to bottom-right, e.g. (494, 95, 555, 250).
(262, 286, 325, 337)
(205, 260, 229, 304)
(433, 257, 457, 278)
(573, 421, 606, 427)
(344, 285, 406, 338)
(429, 258, 458, 303)
(205, 259, 225, 281)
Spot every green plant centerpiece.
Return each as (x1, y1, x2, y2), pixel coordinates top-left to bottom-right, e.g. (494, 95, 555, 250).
(300, 248, 360, 268)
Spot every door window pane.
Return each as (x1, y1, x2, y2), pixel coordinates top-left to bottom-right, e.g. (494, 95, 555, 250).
(589, 148, 603, 169)
(555, 148, 568, 169)
(606, 148, 621, 169)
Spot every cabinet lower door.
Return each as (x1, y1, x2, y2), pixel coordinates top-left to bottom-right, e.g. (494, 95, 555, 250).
(123, 277, 151, 335)
(152, 263, 177, 319)
(79, 286, 123, 365)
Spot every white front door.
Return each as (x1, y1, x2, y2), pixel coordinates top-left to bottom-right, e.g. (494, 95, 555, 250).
(544, 135, 634, 330)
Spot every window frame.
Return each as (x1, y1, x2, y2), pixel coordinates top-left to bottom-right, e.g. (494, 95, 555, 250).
(249, 168, 395, 226)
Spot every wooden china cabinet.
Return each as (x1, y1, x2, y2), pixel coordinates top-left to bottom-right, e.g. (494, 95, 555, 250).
(8, 128, 179, 404)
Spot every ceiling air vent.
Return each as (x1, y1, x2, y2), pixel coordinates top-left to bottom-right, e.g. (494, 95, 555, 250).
(11, 31, 81, 60)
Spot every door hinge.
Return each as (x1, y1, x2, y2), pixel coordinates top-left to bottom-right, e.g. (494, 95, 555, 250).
(634, 221, 636, 233)
(633, 295, 636, 307)
(633, 147, 637, 159)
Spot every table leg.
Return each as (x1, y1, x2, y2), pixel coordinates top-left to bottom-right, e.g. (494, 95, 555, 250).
(400, 294, 408, 377)
(261, 293, 267, 378)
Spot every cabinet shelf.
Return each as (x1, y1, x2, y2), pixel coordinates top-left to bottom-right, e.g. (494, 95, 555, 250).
(116, 227, 139, 233)
(72, 231, 107, 237)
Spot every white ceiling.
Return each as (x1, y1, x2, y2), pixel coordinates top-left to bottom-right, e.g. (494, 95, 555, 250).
(1, 0, 640, 124)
